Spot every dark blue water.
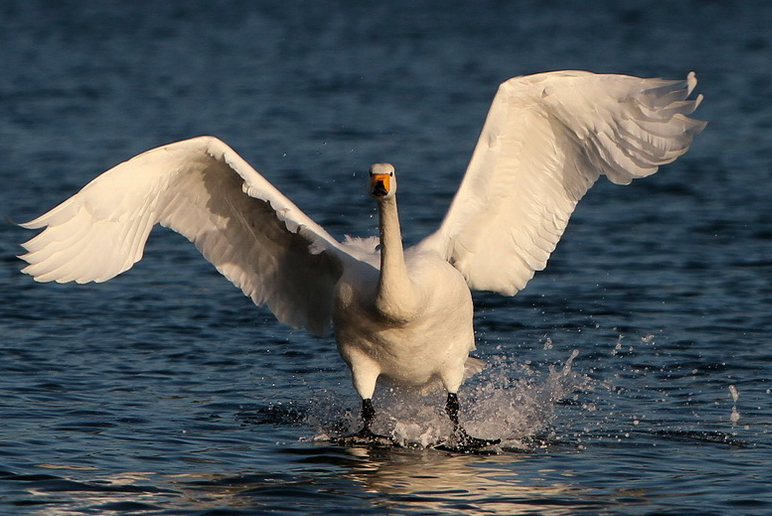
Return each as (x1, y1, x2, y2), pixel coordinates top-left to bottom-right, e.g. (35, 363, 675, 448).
(2, 1, 771, 514)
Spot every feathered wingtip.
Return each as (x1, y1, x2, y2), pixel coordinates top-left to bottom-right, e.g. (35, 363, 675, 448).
(684, 71, 706, 106)
(686, 71, 698, 96)
(682, 72, 708, 138)
(639, 71, 705, 118)
(685, 71, 705, 114)
(599, 70, 707, 184)
(659, 71, 705, 121)
(687, 73, 706, 126)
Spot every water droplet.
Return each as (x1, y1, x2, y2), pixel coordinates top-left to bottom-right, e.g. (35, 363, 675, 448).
(728, 385, 739, 402)
(728, 385, 740, 424)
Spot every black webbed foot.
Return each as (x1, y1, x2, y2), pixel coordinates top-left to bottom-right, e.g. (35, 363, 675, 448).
(338, 427, 395, 447)
(436, 392, 501, 453)
(435, 428, 501, 453)
(337, 398, 396, 447)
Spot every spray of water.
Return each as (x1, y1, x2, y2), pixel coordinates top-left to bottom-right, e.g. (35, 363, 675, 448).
(307, 349, 587, 450)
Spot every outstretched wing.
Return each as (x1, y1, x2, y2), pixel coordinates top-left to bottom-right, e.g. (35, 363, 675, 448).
(421, 71, 705, 295)
(19, 136, 345, 336)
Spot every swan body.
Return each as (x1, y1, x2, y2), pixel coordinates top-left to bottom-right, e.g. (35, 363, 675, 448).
(19, 71, 705, 447)
(334, 240, 478, 399)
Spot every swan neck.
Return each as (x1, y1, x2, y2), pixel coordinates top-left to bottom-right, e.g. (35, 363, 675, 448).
(375, 196, 416, 320)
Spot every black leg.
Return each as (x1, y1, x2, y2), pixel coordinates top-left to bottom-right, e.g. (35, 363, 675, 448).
(337, 398, 394, 446)
(445, 392, 461, 429)
(361, 398, 376, 434)
(439, 392, 500, 452)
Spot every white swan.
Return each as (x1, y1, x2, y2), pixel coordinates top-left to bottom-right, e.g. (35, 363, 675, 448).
(19, 71, 705, 449)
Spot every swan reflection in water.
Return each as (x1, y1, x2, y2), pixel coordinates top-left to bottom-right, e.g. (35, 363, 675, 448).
(23, 440, 613, 516)
(341, 446, 582, 515)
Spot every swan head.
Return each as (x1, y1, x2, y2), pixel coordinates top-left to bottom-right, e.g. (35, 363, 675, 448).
(369, 163, 396, 199)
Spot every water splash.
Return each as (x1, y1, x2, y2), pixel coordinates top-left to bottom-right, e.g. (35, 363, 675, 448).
(461, 349, 584, 450)
(307, 350, 587, 450)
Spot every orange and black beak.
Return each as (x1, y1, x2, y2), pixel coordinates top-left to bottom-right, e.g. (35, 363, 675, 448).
(370, 173, 391, 198)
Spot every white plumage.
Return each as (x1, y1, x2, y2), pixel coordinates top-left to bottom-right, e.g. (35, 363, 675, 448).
(19, 71, 705, 448)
